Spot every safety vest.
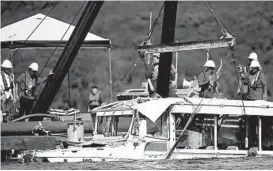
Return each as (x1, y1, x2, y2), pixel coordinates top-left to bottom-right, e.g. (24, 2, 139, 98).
(18, 71, 37, 99)
(0, 71, 14, 99)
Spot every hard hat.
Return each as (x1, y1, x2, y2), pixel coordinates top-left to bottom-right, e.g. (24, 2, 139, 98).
(250, 60, 261, 68)
(152, 53, 160, 58)
(248, 52, 258, 60)
(204, 60, 216, 68)
(29, 62, 39, 71)
(1, 60, 13, 68)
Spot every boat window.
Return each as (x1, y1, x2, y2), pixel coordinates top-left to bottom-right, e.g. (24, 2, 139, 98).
(96, 116, 132, 137)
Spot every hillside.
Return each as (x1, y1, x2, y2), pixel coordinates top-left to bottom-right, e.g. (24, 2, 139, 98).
(1, 1, 273, 112)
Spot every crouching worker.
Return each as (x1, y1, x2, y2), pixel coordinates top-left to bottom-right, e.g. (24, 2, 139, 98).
(16, 62, 54, 121)
(0, 60, 16, 122)
(88, 85, 102, 128)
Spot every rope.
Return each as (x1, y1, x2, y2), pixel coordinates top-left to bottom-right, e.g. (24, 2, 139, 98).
(39, 1, 86, 75)
(9, 1, 60, 59)
(205, 1, 228, 37)
(144, 2, 165, 43)
(113, 57, 141, 95)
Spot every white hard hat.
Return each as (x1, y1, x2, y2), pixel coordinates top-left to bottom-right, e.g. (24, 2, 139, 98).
(250, 60, 261, 68)
(29, 62, 39, 71)
(1, 60, 13, 68)
(248, 52, 258, 60)
(152, 53, 160, 58)
(204, 60, 216, 68)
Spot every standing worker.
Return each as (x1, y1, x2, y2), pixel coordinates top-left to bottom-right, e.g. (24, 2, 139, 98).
(198, 59, 218, 98)
(247, 60, 267, 101)
(245, 60, 267, 148)
(0, 59, 16, 122)
(16, 62, 53, 121)
(88, 85, 102, 128)
(145, 53, 177, 97)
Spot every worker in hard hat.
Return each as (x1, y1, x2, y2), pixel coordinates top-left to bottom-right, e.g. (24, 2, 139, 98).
(0, 59, 15, 122)
(237, 52, 264, 100)
(197, 60, 219, 98)
(16, 62, 54, 121)
(246, 60, 267, 100)
(145, 53, 177, 97)
(245, 60, 267, 148)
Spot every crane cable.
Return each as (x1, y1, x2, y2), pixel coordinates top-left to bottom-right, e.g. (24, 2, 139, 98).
(113, 3, 165, 95)
(9, 1, 60, 59)
(205, 1, 228, 37)
(39, 1, 86, 75)
(144, 2, 165, 43)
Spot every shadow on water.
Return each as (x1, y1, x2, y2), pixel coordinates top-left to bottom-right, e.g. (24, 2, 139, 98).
(2, 157, 273, 170)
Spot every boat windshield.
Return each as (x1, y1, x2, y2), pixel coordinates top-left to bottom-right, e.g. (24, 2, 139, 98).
(96, 115, 132, 137)
(131, 112, 169, 140)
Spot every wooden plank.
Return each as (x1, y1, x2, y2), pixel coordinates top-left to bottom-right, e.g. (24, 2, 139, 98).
(1, 136, 62, 150)
(1, 121, 93, 136)
(138, 37, 236, 54)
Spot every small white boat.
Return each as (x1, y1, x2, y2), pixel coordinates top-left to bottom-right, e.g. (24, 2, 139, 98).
(28, 97, 273, 163)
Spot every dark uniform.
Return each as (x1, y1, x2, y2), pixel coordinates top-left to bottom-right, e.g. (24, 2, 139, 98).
(146, 64, 177, 97)
(16, 71, 47, 119)
(197, 70, 218, 98)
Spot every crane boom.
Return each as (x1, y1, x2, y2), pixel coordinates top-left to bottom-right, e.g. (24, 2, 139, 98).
(31, 1, 104, 115)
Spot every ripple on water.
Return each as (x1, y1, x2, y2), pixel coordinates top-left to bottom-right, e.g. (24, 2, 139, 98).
(1, 157, 273, 170)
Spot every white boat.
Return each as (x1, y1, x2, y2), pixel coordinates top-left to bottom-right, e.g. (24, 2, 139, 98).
(28, 97, 273, 163)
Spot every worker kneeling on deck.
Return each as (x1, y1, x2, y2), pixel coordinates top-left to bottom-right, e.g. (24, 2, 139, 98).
(145, 53, 177, 97)
(16, 62, 54, 121)
(0, 60, 16, 122)
(198, 60, 218, 98)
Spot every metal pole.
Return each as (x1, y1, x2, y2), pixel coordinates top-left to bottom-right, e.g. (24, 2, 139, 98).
(108, 48, 113, 102)
(258, 116, 262, 151)
(245, 117, 249, 149)
(214, 115, 218, 150)
(147, 12, 152, 65)
(175, 41, 178, 88)
(31, 1, 104, 114)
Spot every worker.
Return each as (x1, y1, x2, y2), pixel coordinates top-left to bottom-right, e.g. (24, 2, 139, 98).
(246, 60, 267, 101)
(197, 60, 218, 98)
(245, 60, 267, 148)
(16, 62, 53, 121)
(237, 52, 259, 100)
(145, 53, 177, 97)
(0, 59, 15, 122)
(88, 85, 102, 127)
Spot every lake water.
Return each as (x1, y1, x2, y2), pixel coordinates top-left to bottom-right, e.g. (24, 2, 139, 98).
(2, 157, 273, 170)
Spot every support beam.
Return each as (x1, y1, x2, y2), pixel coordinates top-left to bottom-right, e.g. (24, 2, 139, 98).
(138, 37, 236, 54)
(31, 1, 104, 114)
(258, 116, 262, 151)
(214, 115, 218, 150)
(245, 117, 249, 149)
(157, 1, 178, 97)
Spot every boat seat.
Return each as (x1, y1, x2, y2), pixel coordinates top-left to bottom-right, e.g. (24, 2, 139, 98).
(205, 146, 214, 150)
(226, 146, 239, 150)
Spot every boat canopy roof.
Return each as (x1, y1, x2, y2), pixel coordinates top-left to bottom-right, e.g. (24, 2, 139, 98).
(1, 13, 111, 49)
(93, 98, 150, 117)
(133, 98, 273, 123)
